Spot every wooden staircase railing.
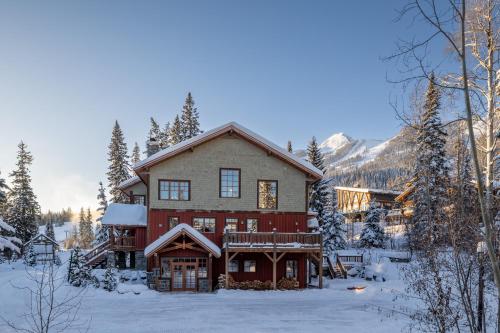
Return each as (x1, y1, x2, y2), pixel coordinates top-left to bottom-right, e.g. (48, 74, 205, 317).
(84, 240, 110, 267)
(335, 255, 348, 279)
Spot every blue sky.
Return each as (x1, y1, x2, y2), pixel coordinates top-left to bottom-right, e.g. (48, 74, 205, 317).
(0, 0, 412, 211)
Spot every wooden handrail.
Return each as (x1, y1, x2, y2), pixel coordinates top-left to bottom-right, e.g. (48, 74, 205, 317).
(223, 231, 321, 247)
(336, 256, 348, 279)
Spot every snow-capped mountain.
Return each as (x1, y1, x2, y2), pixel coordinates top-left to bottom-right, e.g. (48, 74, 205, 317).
(297, 127, 416, 190)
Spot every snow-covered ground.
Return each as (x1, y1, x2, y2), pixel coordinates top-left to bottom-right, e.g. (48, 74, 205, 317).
(0, 251, 414, 333)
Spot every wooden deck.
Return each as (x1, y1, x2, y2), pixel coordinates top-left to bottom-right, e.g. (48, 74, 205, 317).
(223, 230, 323, 289)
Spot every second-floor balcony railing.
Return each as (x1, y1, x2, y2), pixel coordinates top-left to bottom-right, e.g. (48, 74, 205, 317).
(110, 236, 136, 250)
(223, 231, 321, 250)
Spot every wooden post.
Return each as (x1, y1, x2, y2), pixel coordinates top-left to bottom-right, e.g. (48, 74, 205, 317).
(208, 253, 213, 292)
(319, 233, 323, 289)
(225, 231, 229, 289)
(273, 230, 277, 288)
(110, 225, 115, 249)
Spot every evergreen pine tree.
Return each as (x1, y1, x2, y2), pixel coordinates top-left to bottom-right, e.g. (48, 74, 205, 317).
(161, 122, 171, 149)
(359, 201, 386, 248)
(107, 121, 130, 203)
(410, 76, 450, 249)
(145, 118, 162, 157)
(307, 137, 328, 225)
(82, 208, 94, 248)
(45, 218, 55, 241)
(0, 171, 8, 216)
(68, 246, 92, 287)
(102, 262, 117, 292)
(169, 115, 183, 145)
(322, 185, 347, 254)
(0, 217, 21, 254)
(180, 92, 201, 140)
(5, 142, 40, 244)
(287, 140, 293, 153)
(131, 142, 141, 165)
(94, 182, 109, 245)
(23, 241, 37, 266)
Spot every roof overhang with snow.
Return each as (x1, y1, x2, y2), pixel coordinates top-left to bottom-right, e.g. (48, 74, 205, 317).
(117, 176, 143, 191)
(24, 233, 58, 247)
(144, 223, 221, 258)
(334, 186, 402, 196)
(132, 122, 323, 181)
(101, 203, 147, 227)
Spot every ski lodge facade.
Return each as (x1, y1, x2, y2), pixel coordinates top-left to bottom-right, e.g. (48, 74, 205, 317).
(90, 122, 324, 292)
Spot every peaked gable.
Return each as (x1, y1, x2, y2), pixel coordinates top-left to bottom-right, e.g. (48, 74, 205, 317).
(133, 122, 323, 180)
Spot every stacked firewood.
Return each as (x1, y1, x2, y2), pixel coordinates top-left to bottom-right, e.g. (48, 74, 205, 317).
(277, 277, 299, 290)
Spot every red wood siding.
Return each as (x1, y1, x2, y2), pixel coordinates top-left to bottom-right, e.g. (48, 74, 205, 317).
(148, 209, 308, 247)
(135, 227, 147, 250)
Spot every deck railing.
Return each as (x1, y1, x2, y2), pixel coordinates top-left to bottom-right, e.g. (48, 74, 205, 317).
(223, 231, 321, 248)
(110, 236, 136, 250)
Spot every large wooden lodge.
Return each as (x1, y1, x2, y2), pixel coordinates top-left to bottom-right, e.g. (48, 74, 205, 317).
(86, 122, 324, 292)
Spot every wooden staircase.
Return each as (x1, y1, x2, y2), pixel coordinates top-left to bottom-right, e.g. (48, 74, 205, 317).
(84, 240, 110, 268)
(323, 255, 347, 279)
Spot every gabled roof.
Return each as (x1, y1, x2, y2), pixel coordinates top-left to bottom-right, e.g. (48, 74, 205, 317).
(24, 233, 58, 246)
(144, 223, 221, 258)
(117, 176, 143, 190)
(133, 122, 323, 180)
(101, 203, 147, 227)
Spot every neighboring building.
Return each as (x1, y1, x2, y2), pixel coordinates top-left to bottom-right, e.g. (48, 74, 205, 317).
(24, 234, 58, 264)
(335, 186, 401, 222)
(90, 122, 324, 292)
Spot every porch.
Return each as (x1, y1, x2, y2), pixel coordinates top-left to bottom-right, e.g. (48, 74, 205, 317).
(223, 230, 323, 289)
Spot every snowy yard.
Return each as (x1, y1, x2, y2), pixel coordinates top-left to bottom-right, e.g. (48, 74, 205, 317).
(0, 252, 413, 333)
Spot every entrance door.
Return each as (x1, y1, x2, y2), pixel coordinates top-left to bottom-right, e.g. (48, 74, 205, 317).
(172, 263, 197, 291)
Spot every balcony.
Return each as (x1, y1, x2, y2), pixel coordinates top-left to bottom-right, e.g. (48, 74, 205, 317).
(223, 231, 321, 252)
(110, 236, 136, 251)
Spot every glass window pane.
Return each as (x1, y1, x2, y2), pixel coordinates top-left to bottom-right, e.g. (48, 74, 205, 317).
(244, 260, 256, 272)
(193, 218, 204, 231)
(258, 180, 277, 209)
(168, 217, 179, 229)
(246, 219, 258, 232)
(220, 169, 240, 198)
(229, 260, 239, 272)
(225, 218, 238, 232)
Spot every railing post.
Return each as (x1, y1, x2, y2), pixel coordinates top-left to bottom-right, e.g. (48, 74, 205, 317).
(225, 229, 229, 289)
(272, 228, 277, 290)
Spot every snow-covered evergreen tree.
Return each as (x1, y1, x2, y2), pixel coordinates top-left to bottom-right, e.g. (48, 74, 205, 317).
(102, 262, 117, 292)
(180, 92, 201, 140)
(131, 142, 141, 165)
(23, 241, 36, 266)
(145, 118, 162, 157)
(0, 171, 8, 216)
(68, 246, 92, 287)
(45, 218, 55, 241)
(5, 142, 40, 244)
(107, 121, 130, 203)
(161, 122, 171, 149)
(94, 181, 109, 245)
(0, 217, 21, 254)
(169, 115, 183, 145)
(322, 185, 347, 254)
(307, 137, 328, 225)
(410, 76, 450, 249)
(359, 201, 386, 248)
(78, 208, 93, 248)
(287, 140, 293, 153)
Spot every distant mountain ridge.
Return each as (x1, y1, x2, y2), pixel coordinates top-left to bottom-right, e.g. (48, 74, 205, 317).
(296, 127, 416, 190)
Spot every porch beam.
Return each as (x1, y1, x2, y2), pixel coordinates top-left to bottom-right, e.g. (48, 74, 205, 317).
(225, 242, 229, 289)
(228, 252, 239, 261)
(208, 253, 213, 292)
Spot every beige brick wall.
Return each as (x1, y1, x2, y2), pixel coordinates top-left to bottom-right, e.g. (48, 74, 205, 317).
(148, 134, 307, 212)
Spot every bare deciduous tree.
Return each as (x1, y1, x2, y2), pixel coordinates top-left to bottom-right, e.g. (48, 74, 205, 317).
(1, 263, 90, 333)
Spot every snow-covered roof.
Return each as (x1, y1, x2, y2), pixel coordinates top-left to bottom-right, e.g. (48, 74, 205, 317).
(133, 122, 323, 179)
(307, 218, 319, 228)
(144, 223, 221, 258)
(334, 186, 402, 196)
(24, 233, 58, 246)
(117, 176, 143, 190)
(101, 203, 147, 227)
